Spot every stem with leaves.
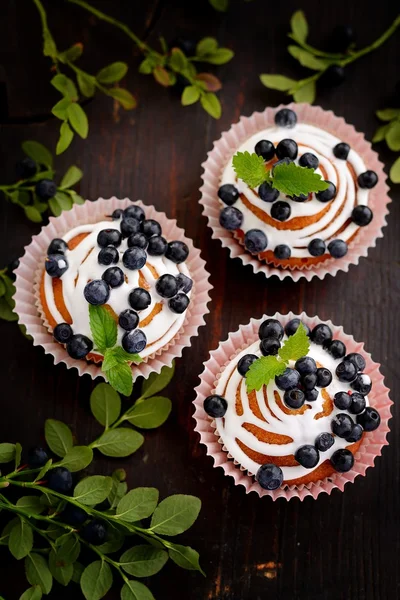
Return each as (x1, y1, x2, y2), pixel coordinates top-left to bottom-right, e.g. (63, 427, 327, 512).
(372, 107, 400, 183)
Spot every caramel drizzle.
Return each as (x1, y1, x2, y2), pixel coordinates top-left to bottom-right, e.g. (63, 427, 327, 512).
(242, 422, 293, 445)
(235, 438, 297, 467)
(247, 389, 267, 422)
(315, 389, 334, 420)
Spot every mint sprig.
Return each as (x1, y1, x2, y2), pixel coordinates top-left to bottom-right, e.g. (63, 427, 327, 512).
(373, 107, 400, 183)
(89, 305, 142, 396)
(246, 323, 310, 392)
(232, 151, 329, 196)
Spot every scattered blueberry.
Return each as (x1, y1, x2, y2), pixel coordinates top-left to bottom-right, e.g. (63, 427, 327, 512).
(271, 201, 291, 221)
(299, 152, 319, 169)
(284, 388, 305, 409)
(316, 181, 336, 202)
(336, 360, 357, 382)
(330, 449, 354, 472)
(308, 238, 326, 257)
(351, 373, 372, 395)
(123, 205, 145, 222)
(320, 65, 346, 87)
(122, 247, 147, 270)
(237, 354, 258, 376)
(333, 142, 350, 160)
(203, 395, 227, 418)
(255, 139, 275, 161)
(259, 182, 279, 202)
(315, 432, 335, 452)
(351, 205, 373, 226)
(356, 407, 381, 432)
(357, 170, 378, 189)
(118, 309, 139, 331)
(260, 337, 280, 356)
(47, 467, 73, 494)
(304, 388, 319, 402)
(327, 339, 346, 359)
(316, 367, 333, 388)
(334, 391, 352, 410)
(16, 157, 36, 179)
(82, 519, 107, 545)
(331, 413, 354, 438)
(61, 504, 87, 526)
(345, 353, 366, 372)
(47, 238, 68, 255)
(66, 334, 93, 359)
(345, 423, 363, 443)
(129, 288, 151, 311)
(54, 322, 73, 343)
(172, 37, 196, 56)
(295, 445, 319, 469)
(285, 319, 310, 337)
(111, 209, 124, 220)
(35, 179, 57, 200)
(176, 273, 193, 293)
(274, 244, 291, 260)
(98, 246, 119, 266)
(311, 323, 332, 346)
(328, 239, 348, 258)
(258, 319, 284, 341)
(141, 219, 162, 238)
(275, 368, 300, 391)
(274, 108, 297, 128)
(84, 280, 110, 305)
(121, 217, 141, 238)
(276, 139, 298, 160)
(218, 184, 239, 206)
(295, 356, 317, 376)
(244, 229, 268, 253)
(256, 463, 283, 490)
(219, 206, 243, 230)
(97, 229, 122, 248)
(122, 329, 147, 354)
(127, 233, 148, 249)
(169, 293, 190, 314)
(45, 254, 68, 278)
(348, 392, 366, 415)
(302, 373, 317, 390)
(27, 447, 49, 468)
(165, 241, 189, 264)
(156, 274, 178, 298)
(147, 236, 168, 256)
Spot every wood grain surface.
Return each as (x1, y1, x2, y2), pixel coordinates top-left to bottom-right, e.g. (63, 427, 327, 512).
(0, 1, 399, 598)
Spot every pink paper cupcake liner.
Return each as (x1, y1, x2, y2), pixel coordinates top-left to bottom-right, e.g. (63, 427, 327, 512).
(199, 103, 391, 282)
(14, 198, 212, 383)
(193, 311, 392, 500)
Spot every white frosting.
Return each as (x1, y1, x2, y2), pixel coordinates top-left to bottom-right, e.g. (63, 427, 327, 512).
(215, 337, 369, 481)
(44, 220, 191, 359)
(221, 123, 370, 258)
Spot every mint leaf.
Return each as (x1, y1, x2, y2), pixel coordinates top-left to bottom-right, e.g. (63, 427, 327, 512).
(105, 362, 133, 397)
(245, 355, 286, 392)
(141, 362, 175, 398)
(90, 383, 121, 428)
(271, 161, 329, 196)
(232, 151, 267, 188)
(106, 346, 142, 365)
(278, 323, 310, 362)
(89, 305, 117, 353)
(126, 396, 172, 429)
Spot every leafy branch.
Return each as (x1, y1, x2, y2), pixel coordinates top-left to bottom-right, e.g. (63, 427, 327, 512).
(372, 108, 400, 183)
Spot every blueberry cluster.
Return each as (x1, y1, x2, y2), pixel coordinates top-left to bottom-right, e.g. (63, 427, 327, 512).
(45, 238, 70, 278)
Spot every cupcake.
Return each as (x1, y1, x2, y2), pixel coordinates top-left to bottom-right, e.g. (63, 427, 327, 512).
(194, 313, 391, 499)
(200, 104, 390, 281)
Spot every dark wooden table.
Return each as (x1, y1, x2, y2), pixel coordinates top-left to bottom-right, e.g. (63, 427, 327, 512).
(1, 1, 399, 598)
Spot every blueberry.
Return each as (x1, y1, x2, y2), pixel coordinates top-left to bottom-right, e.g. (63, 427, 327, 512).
(102, 267, 124, 288)
(255, 140, 275, 161)
(218, 184, 239, 206)
(98, 246, 119, 266)
(118, 309, 139, 331)
(7, 259, 20, 276)
(357, 170, 378, 189)
(203, 395, 227, 418)
(82, 519, 107, 545)
(302, 373, 317, 390)
(330, 449, 354, 472)
(122, 247, 147, 270)
(299, 152, 319, 169)
(129, 288, 151, 311)
(61, 504, 87, 526)
(169, 293, 190, 314)
(111, 209, 124, 219)
(345, 353, 366, 372)
(256, 463, 283, 490)
(176, 273, 193, 293)
(304, 388, 319, 402)
(35, 179, 57, 200)
(156, 274, 178, 298)
(333, 142, 350, 160)
(336, 360, 357, 382)
(172, 37, 196, 56)
(47, 467, 73, 494)
(274, 244, 291, 260)
(356, 407, 381, 432)
(84, 280, 110, 305)
(237, 354, 258, 377)
(311, 324, 332, 346)
(285, 319, 310, 337)
(27, 447, 49, 468)
(276, 139, 298, 160)
(123, 205, 145, 222)
(219, 206, 243, 230)
(45, 254, 69, 278)
(327, 339, 346, 359)
(295, 445, 319, 469)
(127, 233, 148, 249)
(16, 157, 37, 179)
(348, 392, 366, 415)
(331, 24, 355, 52)
(331, 413, 354, 438)
(260, 337, 280, 356)
(122, 329, 147, 354)
(54, 323, 73, 343)
(258, 319, 284, 341)
(315, 432, 335, 452)
(328, 239, 348, 258)
(352, 205, 373, 227)
(345, 423, 363, 443)
(316, 181, 336, 202)
(271, 201, 291, 222)
(275, 368, 300, 391)
(334, 391, 352, 410)
(308, 238, 326, 257)
(141, 219, 162, 238)
(316, 367, 332, 388)
(295, 356, 317, 376)
(259, 182, 279, 202)
(121, 217, 141, 238)
(165, 241, 189, 264)
(244, 229, 268, 253)
(48, 238, 68, 255)
(320, 65, 346, 87)
(272, 158, 293, 174)
(291, 193, 309, 202)
(351, 373, 372, 395)
(274, 108, 297, 128)
(284, 388, 305, 409)
(66, 334, 93, 359)
(147, 236, 168, 256)
(97, 229, 122, 248)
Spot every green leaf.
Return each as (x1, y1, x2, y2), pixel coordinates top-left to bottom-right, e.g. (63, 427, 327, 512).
(24, 206, 42, 223)
(202, 48, 234, 65)
(108, 479, 128, 509)
(390, 156, 400, 183)
(246, 355, 287, 392)
(200, 92, 221, 119)
(34, 459, 53, 482)
(93, 428, 144, 458)
(260, 74, 298, 91)
(19, 587, 43, 600)
(196, 37, 218, 57)
(58, 43, 83, 63)
(105, 362, 133, 397)
(55, 534, 81, 563)
(181, 86, 201, 106)
(2, 517, 19, 540)
(22, 141, 53, 168)
(56, 122, 74, 155)
(54, 191, 73, 211)
(141, 363, 175, 398)
(70, 190, 85, 204)
(108, 88, 137, 110)
(60, 165, 83, 189)
(73, 476, 113, 506)
(288, 46, 328, 70)
(150, 495, 201, 535)
(153, 66, 172, 87)
(80, 561, 113, 600)
(126, 396, 172, 429)
(120, 545, 168, 577)
(169, 48, 188, 72)
(376, 108, 400, 121)
(372, 123, 390, 143)
(16, 496, 44, 515)
(25, 553, 53, 594)
(232, 151, 267, 188)
(48, 197, 62, 217)
(44, 419, 73, 457)
(96, 525, 124, 554)
(97, 62, 128, 84)
(195, 73, 222, 92)
(14, 442, 22, 469)
(9, 517, 33, 559)
(72, 562, 84, 584)
(89, 305, 117, 353)
(0, 279, 5, 296)
(0, 297, 17, 321)
(77, 72, 96, 98)
(293, 79, 316, 104)
(48, 549, 73, 586)
(90, 383, 121, 427)
(386, 120, 400, 151)
(168, 543, 205, 574)
(0, 443, 16, 463)
(121, 580, 155, 600)
(138, 58, 154, 74)
(116, 488, 159, 522)
(272, 161, 329, 196)
(51, 98, 72, 120)
(290, 10, 308, 42)
(51, 74, 78, 101)
(107, 347, 142, 364)
(209, 0, 229, 11)
(67, 103, 89, 139)
(57, 446, 93, 472)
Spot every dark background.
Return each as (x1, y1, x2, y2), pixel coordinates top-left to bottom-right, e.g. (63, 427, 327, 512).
(0, 1, 399, 599)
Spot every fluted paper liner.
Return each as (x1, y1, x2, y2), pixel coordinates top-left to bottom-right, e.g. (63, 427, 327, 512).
(193, 312, 392, 500)
(14, 198, 212, 383)
(200, 103, 391, 281)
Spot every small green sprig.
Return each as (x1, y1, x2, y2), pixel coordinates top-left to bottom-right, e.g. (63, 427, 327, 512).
(260, 11, 400, 104)
(0, 269, 17, 323)
(373, 108, 400, 183)
(232, 151, 329, 196)
(246, 324, 310, 392)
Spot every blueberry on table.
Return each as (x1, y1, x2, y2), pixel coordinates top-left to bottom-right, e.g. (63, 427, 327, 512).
(122, 247, 147, 270)
(271, 201, 291, 222)
(331, 413, 354, 438)
(16, 157, 37, 179)
(47, 467, 73, 494)
(356, 407, 381, 432)
(335, 360, 357, 382)
(275, 368, 300, 391)
(141, 219, 162, 238)
(123, 205, 145, 222)
(348, 392, 366, 415)
(259, 182, 279, 202)
(218, 184, 239, 206)
(27, 447, 49, 468)
(127, 233, 148, 249)
(244, 229, 268, 254)
(315, 432, 335, 452)
(122, 328, 147, 354)
(171, 37, 197, 57)
(351, 205, 373, 226)
(111, 208, 124, 219)
(82, 519, 107, 545)
(284, 388, 305, 409)
(45, 254, 69, 278)
(237, 354, 258, 376)
(84, 280, 110, 305)
(333, 142, 350, 160)
(345, 353, 366, 372)
(129, 287, 151, 311)
(47, 238, 69, 255)
(256, 463, 283, 490)
(316, 367, 333, 388)
(169, 293, 190, 314)
(260, 337, 280, 356)
(203, 395, 228, 418)
(219, 206, 243, 230)
(327, 339, 346, 359)
(98, 246, 119, 266)
(176, 273, 193, 293)
(274, 108, 297, 128)
(351, 373, 372, 395)
(53, 322, 73, 343)
(299, 152, 319, 169)
(334, 391, 352, 410)
(66, 334, 93, 359)
(302, 373, 317, 390)
(357, 170, 378, 189)
(274, 244, 291, 260)
(258, 319, 284, 341)
(121, 217, 141, 238)
(310, 323, 332, 346)
(97, 228, 122, 248)
(61, 504, 88, 526)
(276, 139, 298, 160)
(118, 309, 139, 331)
(156, 274, 178, 298)
(304, 388, 319, 402)
(308, 238, 326, 257)
(328, 239, 348, 258)
(295, 445, 319, 469)
(330, 449, 354, 472)
(35, 179, 57, 200)
(345, 423, 363, 443)
(147, 235, 168, 256)
(319, 65, 346, 87)
(316, 181, 336, 202)
(285, 319, 310, 337)
(255, 139, 275, 161)
(165, 241, 189, 264)
(295, 356, 317, 376)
